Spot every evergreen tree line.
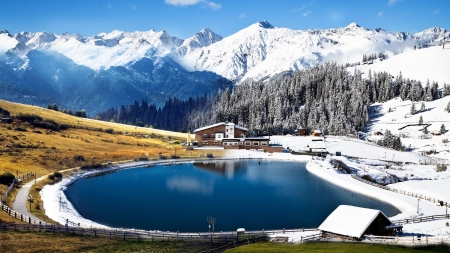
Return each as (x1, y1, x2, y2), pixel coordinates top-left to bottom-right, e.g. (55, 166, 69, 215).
(47, 103, 87, 118)
(96, 62, 448, 137)
(362, 52, 385, 62)
(95, 96, 209, 132)
(184, 63, 448, 136)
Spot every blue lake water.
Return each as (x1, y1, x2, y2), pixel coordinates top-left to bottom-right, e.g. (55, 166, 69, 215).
(65, 160, 400, 232)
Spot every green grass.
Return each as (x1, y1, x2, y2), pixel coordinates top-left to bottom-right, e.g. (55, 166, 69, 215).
(224, 241, 450, 253)
(0, 231, 225, 253)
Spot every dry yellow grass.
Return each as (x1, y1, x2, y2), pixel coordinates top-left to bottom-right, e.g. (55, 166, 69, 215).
(0, 99, 223, 223)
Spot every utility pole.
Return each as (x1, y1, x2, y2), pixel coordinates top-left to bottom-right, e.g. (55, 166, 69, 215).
(207, 216, 211, 233)
(207, 216, 216, 234)
(28, 194, 32, 211)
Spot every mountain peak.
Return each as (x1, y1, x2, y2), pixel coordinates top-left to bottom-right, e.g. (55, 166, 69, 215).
(256, 20, 274, 29)
(346, 22, 360, 28)
(0, 30, 12, 37)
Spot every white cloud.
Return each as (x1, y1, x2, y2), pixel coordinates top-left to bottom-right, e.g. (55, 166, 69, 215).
(165, 0, 221, 10)
(107, 4, 113, 9)
(377, 11, 383, 18)
(433, 8, 440, 15)
(292, 1, 314, 13)
(207, 1, 221, 10)
(129, 4, 136, 10)
(303, 10, 311, 17)
(165, 0, 203, 6)
(239, 13, 247, 19)
(388, 0, 402, 6)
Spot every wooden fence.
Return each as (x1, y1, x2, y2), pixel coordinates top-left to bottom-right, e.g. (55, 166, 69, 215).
(0, 202, 50, 226)
(391, 214, 450, 225)
(1, 181, 15, 203)
(350, 174, 449, 208)
(365, 235, 449, 246)
(0, 223, 239, 243)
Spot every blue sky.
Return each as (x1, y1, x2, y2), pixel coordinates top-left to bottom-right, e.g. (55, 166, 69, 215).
(1, 0, 449, 38)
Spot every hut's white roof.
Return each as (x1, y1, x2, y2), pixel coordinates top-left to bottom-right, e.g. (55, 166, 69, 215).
(308, 141, 326, 150)
(318, 205, 389, 238)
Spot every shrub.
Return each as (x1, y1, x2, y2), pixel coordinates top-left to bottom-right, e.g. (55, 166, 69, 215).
(436, 164, 447, 172)
(14, 127, 27, 132)
(53, 172, 63, 178)
(80, 163, 105, 170)
(73, 155, 85, 161)
(0, 172, 15, 185)
(207, 153, 214, 158)
(134, 157, 149, 161)
(361, 174, 377, 184)
(48, 174, 55, 180)
(171, 155, 180, 159)
(104, 128, 114, 134)
(330, 159, 355, 174)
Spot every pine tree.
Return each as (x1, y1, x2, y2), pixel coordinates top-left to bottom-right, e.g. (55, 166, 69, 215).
(443, 83, 450, 97)
(440, 124, 446, 134)
(445, 101, 450, 112)
(410, 103, 416, 115)
(420, 102, 425, 113)
(419, 115, 423, 124)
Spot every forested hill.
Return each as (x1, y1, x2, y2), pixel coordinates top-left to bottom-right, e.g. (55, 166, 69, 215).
(96, 63, 450, 135)
(95, 96, 209, 132)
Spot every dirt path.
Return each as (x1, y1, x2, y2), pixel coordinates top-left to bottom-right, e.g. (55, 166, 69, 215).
(12, 176, 47, 223)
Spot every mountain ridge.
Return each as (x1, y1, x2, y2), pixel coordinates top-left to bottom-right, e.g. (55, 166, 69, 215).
(1, 22, 449, 114)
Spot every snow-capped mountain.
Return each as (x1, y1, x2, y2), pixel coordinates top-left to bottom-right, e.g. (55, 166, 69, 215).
(0, 21, 449, 113)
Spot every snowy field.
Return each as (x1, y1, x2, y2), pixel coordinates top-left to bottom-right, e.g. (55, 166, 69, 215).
(356, 45, 450, 88)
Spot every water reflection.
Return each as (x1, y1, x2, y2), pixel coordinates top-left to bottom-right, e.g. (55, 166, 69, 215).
(166, 177, 214, 196)
(194, 160, 245, 178)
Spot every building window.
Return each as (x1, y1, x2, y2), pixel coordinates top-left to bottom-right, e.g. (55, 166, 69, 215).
(203, 141, 208, 145)
(202, 134, 207, 138)
(253, 142, 259, 146)
(241, 134, 245, 138)
(245, 141, 251, 146)
(239, 142, 243, 145)
(261, 142, 267, 146)
(210, 134, 215, 138)
(223, 142, 228, 146)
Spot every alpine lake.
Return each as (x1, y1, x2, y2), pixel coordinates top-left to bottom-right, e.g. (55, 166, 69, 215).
(64, 160, 400, 232)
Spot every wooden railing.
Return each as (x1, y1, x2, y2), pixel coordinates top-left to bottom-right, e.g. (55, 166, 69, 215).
(0, 223, 239, 243)
(391, 214, 450, 225)
(0, 202, 50, 225)
(365, 235, 449, 246)
(1, 171, 35, 202)
(350, 174, 449, 208)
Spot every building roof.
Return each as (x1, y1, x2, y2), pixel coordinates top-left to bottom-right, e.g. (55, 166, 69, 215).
(307, 141, 326, 149)
(193, 122, 249, 133)
(318, 205, 389, 238)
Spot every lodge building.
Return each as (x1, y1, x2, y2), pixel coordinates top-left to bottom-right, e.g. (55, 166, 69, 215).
(193, 122, 282, 153)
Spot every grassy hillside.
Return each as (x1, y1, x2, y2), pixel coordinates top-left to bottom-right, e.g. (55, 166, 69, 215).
(0, 99, 222, 223)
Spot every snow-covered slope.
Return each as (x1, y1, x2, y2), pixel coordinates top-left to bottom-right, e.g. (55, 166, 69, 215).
(2, 21, 449, 82)
(356, 45, 450, 86)
(176, 21, 441, 82)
